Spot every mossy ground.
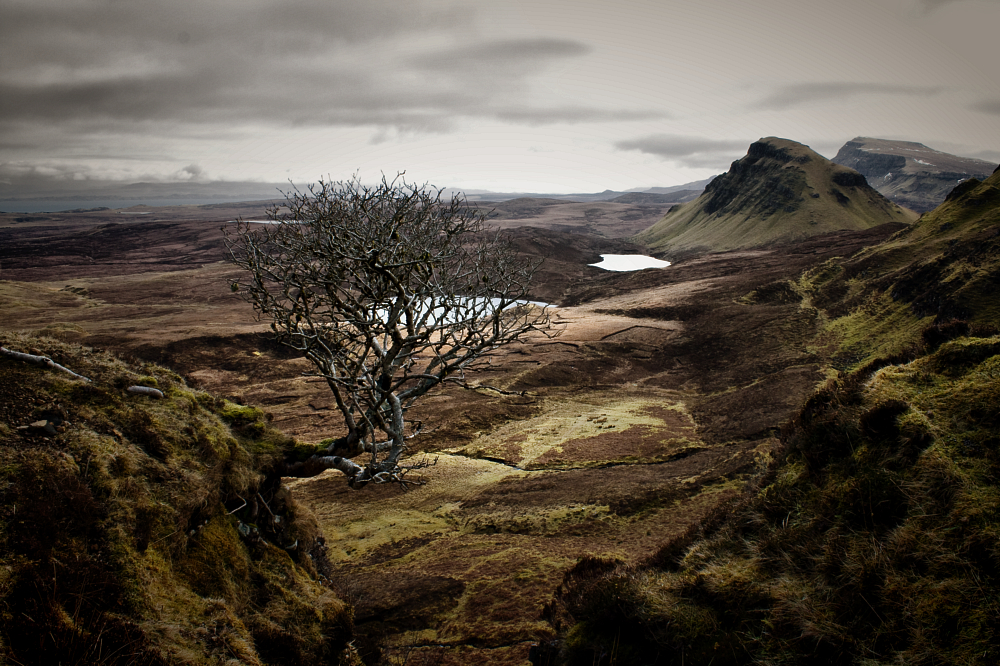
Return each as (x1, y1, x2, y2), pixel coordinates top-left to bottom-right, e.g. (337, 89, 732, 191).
(551, 170, 1000, 665)
(444, 391, 698, 469)
(0, 333, 356, 665)
(0, 196, 923, 665)
(553, 334, 1000, 665)
(291, 420, 753, 664)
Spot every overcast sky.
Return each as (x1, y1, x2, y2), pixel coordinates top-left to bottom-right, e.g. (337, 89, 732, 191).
(2, 0, 998, 195)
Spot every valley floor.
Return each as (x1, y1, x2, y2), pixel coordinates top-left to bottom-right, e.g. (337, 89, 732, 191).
(0, 207, 902, 664)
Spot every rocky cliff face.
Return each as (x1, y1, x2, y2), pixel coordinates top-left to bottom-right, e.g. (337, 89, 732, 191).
(701, 140, 809, 218)
(636, 137, 913, 257)
(832, 137, 996, 213)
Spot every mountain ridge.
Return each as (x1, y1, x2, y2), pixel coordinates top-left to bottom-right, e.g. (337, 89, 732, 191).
(832, 136, 996, 213)
(635, 137, 914, 257)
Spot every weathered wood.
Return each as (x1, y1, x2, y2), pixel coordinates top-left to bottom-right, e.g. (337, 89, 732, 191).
(1, 346, 91, 382)
(127, 385, 164, 398)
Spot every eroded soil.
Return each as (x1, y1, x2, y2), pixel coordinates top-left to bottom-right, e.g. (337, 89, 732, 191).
(0, 204, 902, 664)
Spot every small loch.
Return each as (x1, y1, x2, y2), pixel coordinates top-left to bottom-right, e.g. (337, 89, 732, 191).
(589, 254, 671, 272)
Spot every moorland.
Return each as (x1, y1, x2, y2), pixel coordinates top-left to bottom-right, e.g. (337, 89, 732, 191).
(2, 137, 999, 665)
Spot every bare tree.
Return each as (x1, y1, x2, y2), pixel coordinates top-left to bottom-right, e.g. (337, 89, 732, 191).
(224, 174, 550, 488)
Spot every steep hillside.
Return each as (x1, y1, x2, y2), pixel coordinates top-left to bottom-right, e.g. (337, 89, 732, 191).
(635, 138, 914, 257)
(544, 169, 1000, 665)
(833, 137, 996, 213)
(807, 162, 1000, 367)
(0, 334, 357, 665)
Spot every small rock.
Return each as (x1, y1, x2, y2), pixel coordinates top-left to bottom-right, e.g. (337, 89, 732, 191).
(25, 420, 58, 436)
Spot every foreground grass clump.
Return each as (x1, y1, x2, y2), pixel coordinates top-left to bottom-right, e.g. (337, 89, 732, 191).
(548, 333, 1000, 665)
(0, 333, 357, 665)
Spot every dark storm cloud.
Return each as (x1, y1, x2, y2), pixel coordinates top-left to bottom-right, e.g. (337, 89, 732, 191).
(615, 134, 748, 168)
(0, 0, 609, 154)
(756, 82, 943, 109)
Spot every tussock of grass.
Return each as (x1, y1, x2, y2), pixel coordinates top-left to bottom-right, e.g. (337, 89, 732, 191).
(0, 333, 359, 665)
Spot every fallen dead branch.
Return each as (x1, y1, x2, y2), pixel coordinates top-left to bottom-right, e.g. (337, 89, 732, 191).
(1, 346, 91, 382)
(127, 386, 164, 398)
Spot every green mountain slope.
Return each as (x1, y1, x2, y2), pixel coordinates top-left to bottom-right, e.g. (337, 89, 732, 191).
(832, 137, 996, 213)
(808, 162, 1000, 366)
(635, 138, 914, 257)
(0, 333, 358, 665)
(546, 168, 1000, 666)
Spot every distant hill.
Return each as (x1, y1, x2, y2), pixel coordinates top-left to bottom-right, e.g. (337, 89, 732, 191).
(609, 190, 701, 204)
(454, 178, 714, 203)
(643, 176, 717, 195)
(0, 179, 289, 203)
(635, 137, 914, 257)
(832, 137, 996, 213)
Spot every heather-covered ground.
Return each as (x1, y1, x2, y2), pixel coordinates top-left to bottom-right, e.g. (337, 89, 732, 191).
(0, 197, 907, 663)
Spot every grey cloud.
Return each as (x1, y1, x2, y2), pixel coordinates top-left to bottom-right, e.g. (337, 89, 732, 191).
(492, 107, 667, 126)
(0, 0, 478, 125)
(972, 99, 1000, 116)
(919, 0, 959, 10)
(0, 0, 605, 153)
(0, 0, 461, 59)
(918, 0, 1000, 12)
(176, 164, 206, 181)
(756, 82, 942, 110)
(615, 134, 748, 168)
(414, 38, 591, 72)
(0, 70, 473, 128)
(0, 162, 123, 196)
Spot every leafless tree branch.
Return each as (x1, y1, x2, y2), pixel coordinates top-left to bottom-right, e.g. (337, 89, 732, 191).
(224, 174, 551, 487)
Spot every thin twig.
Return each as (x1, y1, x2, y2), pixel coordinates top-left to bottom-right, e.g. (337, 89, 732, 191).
(226, 496, 248, 515)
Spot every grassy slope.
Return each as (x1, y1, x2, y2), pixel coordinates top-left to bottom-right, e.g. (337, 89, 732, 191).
(805, 166, 1000, 367)
(635, 138, 914, 257)
(548, 171, 1000, 664)
(0, 333, 357, 666)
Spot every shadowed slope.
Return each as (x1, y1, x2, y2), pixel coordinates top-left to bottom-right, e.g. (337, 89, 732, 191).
(636, 138, 914, 258)
(804, 162, 1000, 367)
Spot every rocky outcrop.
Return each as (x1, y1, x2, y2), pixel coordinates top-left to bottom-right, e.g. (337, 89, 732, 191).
(832, 137, 996, 213)
(701, 141, 808, 218)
